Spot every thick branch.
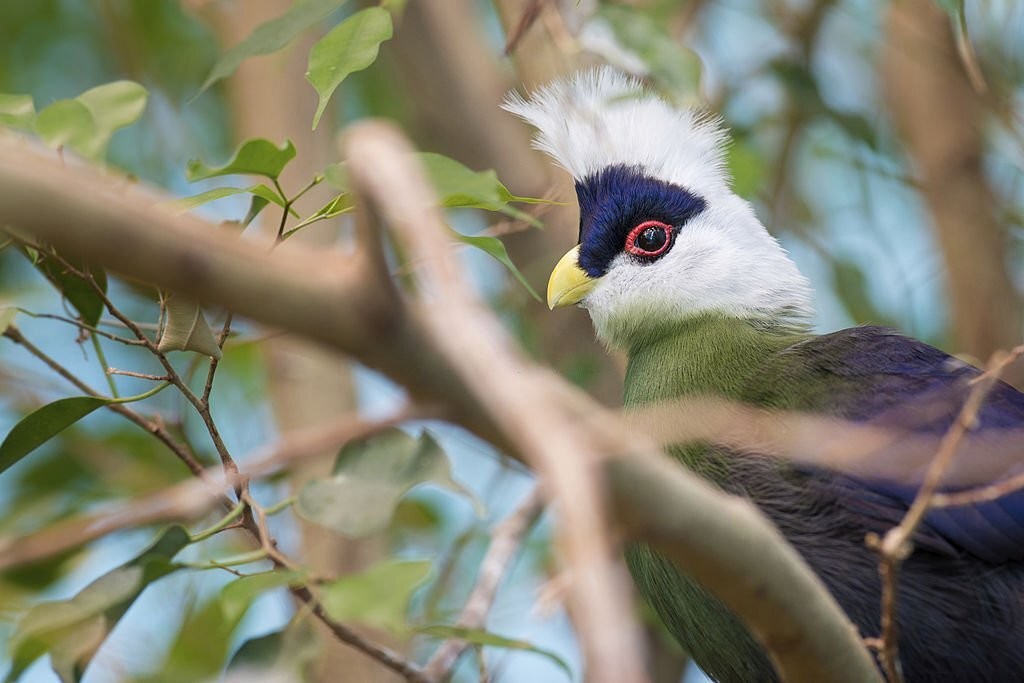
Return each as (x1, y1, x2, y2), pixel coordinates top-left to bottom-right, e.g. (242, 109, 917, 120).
(0, 133, 882, 683)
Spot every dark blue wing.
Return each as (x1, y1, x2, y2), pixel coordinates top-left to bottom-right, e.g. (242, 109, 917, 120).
(744, 326, 1024, 563)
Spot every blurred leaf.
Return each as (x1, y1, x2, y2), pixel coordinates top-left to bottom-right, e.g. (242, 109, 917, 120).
(150, 570, 304, 682)
(456, 234, 542, 303)
(419, 153, 509, 211)
(34, 100, 96, 152)
(0, 93, 35, 129)
(0, 397, 110, 476)
(157, 292, 223, 359)
(167, 185, 250, 211)
(98, 0, 219, 103)
(297, 428, 482, 537)
(5, 526, 190, 683)
(827, 111, 878, 150)
(831, 258, 895, 327)
(186, 138, 296, 182)
(325, 155, 547, 214)
(33, 82, 147, 160)
(321, 559, 430, 633)
(769, 60, 821, 109)
(392, 497, 443, 535)
(197, 0, 346, 95)
(227, 619, 319, 674)
(75, 81, 148, 158)
(418, 625, 572, 680)
(31, 250, 108, 326)
(598, 6, 703, 99)
(323, 161, 349, 189)
(307, 7, 393, 129)
(1, 549, 81, 592)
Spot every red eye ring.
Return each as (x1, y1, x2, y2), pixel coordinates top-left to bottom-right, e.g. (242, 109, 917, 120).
(624, 220, 673, 257)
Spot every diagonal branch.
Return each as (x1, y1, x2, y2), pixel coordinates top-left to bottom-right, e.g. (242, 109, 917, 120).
(0, 131, 883, 683)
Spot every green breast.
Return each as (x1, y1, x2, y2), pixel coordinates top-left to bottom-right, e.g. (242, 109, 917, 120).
(622, 315, 806, 682)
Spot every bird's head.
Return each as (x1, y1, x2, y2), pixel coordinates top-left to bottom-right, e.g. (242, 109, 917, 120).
(504, 68, 814, 351)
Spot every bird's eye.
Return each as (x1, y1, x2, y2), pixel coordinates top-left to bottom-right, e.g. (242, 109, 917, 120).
(624, 220, 672, 258)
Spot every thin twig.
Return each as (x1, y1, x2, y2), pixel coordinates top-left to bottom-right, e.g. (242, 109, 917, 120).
(866, 345, 1024, 682)
(2, 325, 209, 479)
(0, 409, 414, 569)
(423, 486, 545, 679)
(17, 310, 146, 345)
(108, 367, 170, 381)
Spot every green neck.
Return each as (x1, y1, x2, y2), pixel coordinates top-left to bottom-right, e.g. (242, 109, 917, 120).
(623, 315, 806, 476)
(624, 315, 804, 405)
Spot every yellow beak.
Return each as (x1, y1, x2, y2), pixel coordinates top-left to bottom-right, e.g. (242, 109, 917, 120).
(546, 245, 598, 309)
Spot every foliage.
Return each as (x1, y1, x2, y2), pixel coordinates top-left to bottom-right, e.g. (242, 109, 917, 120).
(0, 0, 1020, 682)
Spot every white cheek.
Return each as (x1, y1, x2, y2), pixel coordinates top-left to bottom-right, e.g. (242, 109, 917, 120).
(580, 208, 813, 348)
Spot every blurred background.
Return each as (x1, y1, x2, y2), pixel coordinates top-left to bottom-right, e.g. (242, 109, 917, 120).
(0, 1, 1022, 682)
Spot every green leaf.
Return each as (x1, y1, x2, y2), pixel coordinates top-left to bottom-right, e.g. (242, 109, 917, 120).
(0, 397, 110, 476)
(321, 559, 430, 633)
(165, 183, 291, 214)
(165, 186, 250, 211)
(0, 93, 35, 129)
(284, 193, 353, 239)
(249, 182, 291, 208)
(323, 162, 349, 189)
(197, 0, 346, 95)
(306, 7, 393, 129)
(31, 250, 108, 327)
(34, 100, 96, 152)
(186, 138, 297, 182)
(296, 428, 482, 537)
(227, 620, 319, 674)
(149, 570, 304, 682)
(75, 81, 148, 158)
(157, 292, 223, 359)
(419, 153, 508, 210)
(32, 82, 148, 160)
(418, 625, 572, 680)
(5, 527, 190, 683)
(456, 233, 542, 302)
(242, 194, 271, 228)
(325, 155, 549, 218)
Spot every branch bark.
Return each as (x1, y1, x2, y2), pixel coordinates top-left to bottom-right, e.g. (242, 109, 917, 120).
(882, 0, 1022, 384)
(0, 130, 882, 683)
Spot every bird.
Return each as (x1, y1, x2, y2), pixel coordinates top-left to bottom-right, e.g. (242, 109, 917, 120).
(504, 68, 1024, 683)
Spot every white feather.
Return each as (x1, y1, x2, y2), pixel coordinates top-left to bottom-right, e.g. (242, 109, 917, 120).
(504, 68, 815, 349)
(502, 67, 730, 196)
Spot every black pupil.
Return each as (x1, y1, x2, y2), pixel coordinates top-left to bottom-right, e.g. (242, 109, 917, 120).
(637, 226, 667, 253)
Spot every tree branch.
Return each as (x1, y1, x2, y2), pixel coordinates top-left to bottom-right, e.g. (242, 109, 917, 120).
(0, 131, 882, 683)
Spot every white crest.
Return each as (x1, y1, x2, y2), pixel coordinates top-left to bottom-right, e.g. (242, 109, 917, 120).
(505, 68, 815, 349)
(502, 67, 730, 195)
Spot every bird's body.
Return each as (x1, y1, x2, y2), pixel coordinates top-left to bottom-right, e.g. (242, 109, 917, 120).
(624, 317, 1024, 682)
(505, 69, 1024, 682)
